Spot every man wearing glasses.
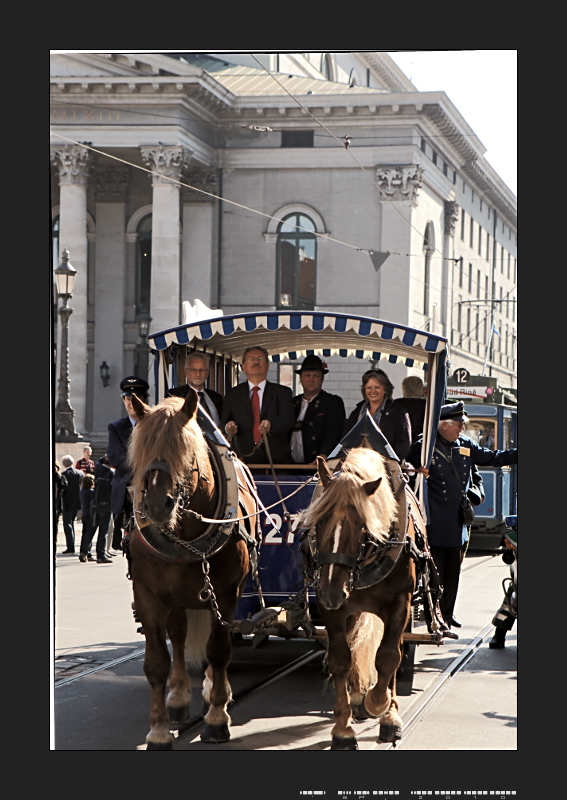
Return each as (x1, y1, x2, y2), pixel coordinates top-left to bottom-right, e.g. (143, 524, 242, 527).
(167, 352, 223, 426)
(407, 400, 517, 635)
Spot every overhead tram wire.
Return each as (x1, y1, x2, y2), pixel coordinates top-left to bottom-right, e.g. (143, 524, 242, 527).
(49, 132, 511, 300)
(50, 102, 512, 287)
(49, 131, 441, 300)
(248, 54, 513, 299)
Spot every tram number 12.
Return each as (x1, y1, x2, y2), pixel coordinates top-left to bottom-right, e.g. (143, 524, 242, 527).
(263, 513, 295, 544)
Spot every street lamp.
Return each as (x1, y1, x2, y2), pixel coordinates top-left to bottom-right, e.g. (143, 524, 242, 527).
(54, 248, 83, 441)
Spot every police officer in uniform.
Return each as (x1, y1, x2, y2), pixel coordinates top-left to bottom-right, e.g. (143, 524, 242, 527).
(406, 401, 517, 632)
(107, 376, 150, 551)
(291, 355, 346, 465)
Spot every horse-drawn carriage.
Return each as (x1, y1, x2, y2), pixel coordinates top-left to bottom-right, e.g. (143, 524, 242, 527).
(128, 306, 449, 749)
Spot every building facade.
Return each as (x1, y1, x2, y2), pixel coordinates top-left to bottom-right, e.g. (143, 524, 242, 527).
(50, 52, 517, 449)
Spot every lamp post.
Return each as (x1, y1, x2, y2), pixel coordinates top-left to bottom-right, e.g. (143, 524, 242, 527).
(54, 248, 83, 442)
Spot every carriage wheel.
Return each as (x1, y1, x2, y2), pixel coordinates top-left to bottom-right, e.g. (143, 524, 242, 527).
(397, 607, 416, 695)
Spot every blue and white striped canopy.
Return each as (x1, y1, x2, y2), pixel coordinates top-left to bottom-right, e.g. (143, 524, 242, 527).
(147, 311, 447, 368)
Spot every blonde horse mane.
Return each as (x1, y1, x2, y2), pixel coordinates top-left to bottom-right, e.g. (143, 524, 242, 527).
(298, 448, 398, 545)
(127, 396, 210, 497)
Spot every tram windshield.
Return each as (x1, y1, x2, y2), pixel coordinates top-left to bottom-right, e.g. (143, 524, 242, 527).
(464, 418, 496, 451)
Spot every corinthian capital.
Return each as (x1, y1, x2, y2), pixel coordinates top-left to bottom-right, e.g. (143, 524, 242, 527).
(375, 164, 424, 204)
(140, 145, 192, 186)
(94, 168, 130, 202)
(182, 168, 218, 202)
(51, 145, 92, 185)
(444, 200, 460, 236)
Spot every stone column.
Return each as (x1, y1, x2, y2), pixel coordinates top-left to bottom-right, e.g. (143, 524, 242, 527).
(140, 145, 192, 334)
(442, 200, 460, 341)
(376, 165, 424, 386)
(92, 168, 129, 431)
(376, 165, 424, 324)
(182, 169, 217, 308)
(51, 145, 92, 434)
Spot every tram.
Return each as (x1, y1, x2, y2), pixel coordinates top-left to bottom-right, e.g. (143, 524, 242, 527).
(146, 302, 448, 648)
(446, 375, 517, 550)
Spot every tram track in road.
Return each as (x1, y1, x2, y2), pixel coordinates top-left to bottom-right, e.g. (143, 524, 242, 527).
(136, 646, 326, 750)
(373, 621, 495, 750)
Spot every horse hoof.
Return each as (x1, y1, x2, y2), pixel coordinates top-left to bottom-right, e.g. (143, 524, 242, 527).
(146, 739, 175, 750)
(167, 705, 192, 724)
(201, 722, 231, 743)
(331, 735, 358, 750)
(378, 722, 402, 744)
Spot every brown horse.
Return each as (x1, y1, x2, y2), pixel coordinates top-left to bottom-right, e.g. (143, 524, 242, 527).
(298, 448, 421, 750)
(127, 390, 258, 749)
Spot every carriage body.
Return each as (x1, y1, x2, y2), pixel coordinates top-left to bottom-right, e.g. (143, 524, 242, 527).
(146, 305, 448, 642)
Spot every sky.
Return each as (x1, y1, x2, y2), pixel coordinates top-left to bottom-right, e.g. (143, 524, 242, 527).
(386, 50, 517, 196)
(51, 50, 517, 196)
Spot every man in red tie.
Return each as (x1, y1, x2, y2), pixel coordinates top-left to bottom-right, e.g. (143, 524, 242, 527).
(221, 346, 295, 464)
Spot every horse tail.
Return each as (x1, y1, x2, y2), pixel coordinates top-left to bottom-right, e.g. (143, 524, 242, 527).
(184, 610, 211, 669)
(347, 612, 382, 695)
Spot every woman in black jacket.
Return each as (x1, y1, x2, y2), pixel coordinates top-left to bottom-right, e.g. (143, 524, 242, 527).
(344, 368, 412, 460)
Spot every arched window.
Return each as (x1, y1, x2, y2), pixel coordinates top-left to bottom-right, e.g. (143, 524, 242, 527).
(276, 213, 316, 309)
(321, 54, 334, 82)
(136, 214, 152, 317)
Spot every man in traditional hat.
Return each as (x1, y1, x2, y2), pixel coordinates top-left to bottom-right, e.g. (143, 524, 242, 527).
(406, 400, 517, 634)
(107, 376, 150, 551)
(221, 346, 295, 464)
(291, 355, 346, 465)
(167, 352, 223, 426)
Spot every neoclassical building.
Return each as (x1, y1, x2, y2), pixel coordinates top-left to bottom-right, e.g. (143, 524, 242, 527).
(50, 52, 517, 452)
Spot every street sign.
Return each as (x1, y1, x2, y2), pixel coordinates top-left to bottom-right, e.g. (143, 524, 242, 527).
(453, 368, 470, 384)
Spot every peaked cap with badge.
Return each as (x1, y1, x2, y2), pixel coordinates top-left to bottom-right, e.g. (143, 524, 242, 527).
(120, 375, 149, 397)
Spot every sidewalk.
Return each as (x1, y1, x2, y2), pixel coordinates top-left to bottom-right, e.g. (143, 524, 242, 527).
(53, 519, 142, 681)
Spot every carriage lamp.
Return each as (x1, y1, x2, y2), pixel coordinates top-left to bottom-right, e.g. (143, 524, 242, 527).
(99, 361, 110, 387)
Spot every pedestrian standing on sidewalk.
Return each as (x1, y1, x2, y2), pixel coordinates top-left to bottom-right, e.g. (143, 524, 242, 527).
(78, 474, 96, 562)
(60, 455, 83, 554)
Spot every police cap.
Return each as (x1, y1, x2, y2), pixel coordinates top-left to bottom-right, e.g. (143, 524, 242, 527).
(439, 400, 468, 421)
(120, 375, 149, 397)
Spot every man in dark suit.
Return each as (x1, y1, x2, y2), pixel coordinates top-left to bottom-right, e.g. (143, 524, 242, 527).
(107, 375, 149, 551)
(221, 346, 295, 464)
(60, 455, 84, 553)
(291, 355, 346, 464)
(167, 352, 223, 426)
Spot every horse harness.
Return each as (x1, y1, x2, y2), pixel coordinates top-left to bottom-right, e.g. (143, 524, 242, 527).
(299, 457, 435, 595)
(123, 439, 262, 627)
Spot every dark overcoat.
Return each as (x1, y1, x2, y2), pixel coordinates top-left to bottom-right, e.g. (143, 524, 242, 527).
(107, 416, 135, 515)
(61, 467, 83, 512)
(344, 399, 412, 460)
(406, 433, 518, 547)
(221, 380, 295, 464)
(292, 389, 346, 463)
(167, 384, 223, 419)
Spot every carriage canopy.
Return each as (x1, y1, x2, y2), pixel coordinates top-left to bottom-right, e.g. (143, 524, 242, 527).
(146, 308, 448, 515)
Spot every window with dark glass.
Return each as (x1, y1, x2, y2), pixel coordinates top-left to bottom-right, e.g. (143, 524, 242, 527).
(276, 213, 316, 309)
(136, 214, 152, 317)
(281, 130, 314, 148)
